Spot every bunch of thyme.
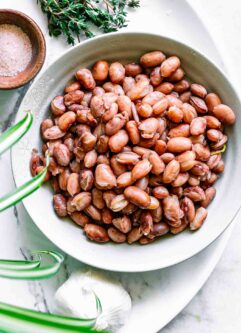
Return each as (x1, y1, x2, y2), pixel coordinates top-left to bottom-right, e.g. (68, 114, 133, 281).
(37, 0, 140, 45)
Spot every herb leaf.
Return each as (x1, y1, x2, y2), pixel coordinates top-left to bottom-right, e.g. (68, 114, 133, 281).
(37, 0, 139, 45)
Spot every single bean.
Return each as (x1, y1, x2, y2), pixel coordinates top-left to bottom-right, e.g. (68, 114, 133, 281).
(169, 67, 185, 82)
(64, 90, 84, 106)
(167, 137, 192, 153)
(204, 115, 221, 129)
(84, 149, 97, 168)
(92, 60, 109, 81)
(139, 118, 159, 139)
(190, 207, 208, 230)
(51, 96, 66, 116)
(109, 62, 125, 84)
(148, 152, 165, 175)
(125, 63, 142, 77)
(205, 93, 221, 112)
(212, 104, 236, 125)
(95, 164, 117, 189)
(53, 194, 67, 217)
(116, 152, 140, 165)
(67, 173, 80, 196)
(84, 205, 101, 221)
(181, 197, 195, 223)
(76, 68, 96, 90)
(190, 96, 208, 113)
(179, 91, 191, 103)
(53, 144, 70, 166)
(160, 56, 180, 77)
(140, 51, 166, 68)
(109, 129, 129, 153)
(168, 124, 190, 138)
(70, 212, 90, 228)
(163, 159, 180, 183)
(131, 159, 152, 181)
(155, 82, 174, 94)
(84, 224, 109, 242)
(124, 186, 150, 208)
(150, 66, 162, 86)
(117, 172, 133, 188)
(108, 227, 126, 243)
(110, 194, 129, 212)
(201, 187, 216, 208)
(163, 195, 183, 222)
(71, 192, 91, 211)
(190, 83, 207, 98)
(190, 117, 207, 136)
(174, 79, 190, 93)
(193, 143, 210, 161)
(79, 169, 94, 191)
(65, 81, 81, 93)
(127, 227, 143, 244)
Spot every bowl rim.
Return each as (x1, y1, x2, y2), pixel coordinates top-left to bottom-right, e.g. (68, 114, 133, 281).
(0, 9, 46, 90)
(11, 31, 241, 272)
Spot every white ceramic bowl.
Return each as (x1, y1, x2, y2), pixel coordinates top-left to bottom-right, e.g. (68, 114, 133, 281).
(11, 32, 241, 272)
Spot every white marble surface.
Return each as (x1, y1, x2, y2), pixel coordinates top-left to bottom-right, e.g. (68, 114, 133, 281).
(0, 1, 241, 332)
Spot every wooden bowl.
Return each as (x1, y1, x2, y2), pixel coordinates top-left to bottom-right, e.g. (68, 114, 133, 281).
(0, 9, 46, 90)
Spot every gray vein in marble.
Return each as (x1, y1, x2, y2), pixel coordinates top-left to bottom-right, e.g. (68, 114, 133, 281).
(19, 246, 50, 312)
(0, 83, 31, 133)
(13, 206, 20, 226)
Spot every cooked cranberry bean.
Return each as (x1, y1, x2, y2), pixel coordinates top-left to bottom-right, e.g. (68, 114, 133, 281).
(124, 186, 150, 208)
(131, 159, 152, 181)
(53, 144, 70, 166)
(76, 69, 96, 90)
(205, 93, 221, 111)
(71, 192, 91, 211)
(190, 83, 207, 98)
(109, 129, 129, 153)
(53, 194, 67, 217)
(174, 79, 190, 93)
(201, 187, 216, 208)
(110, 194, 128, 212)
(95, 164, 117, 189)
(70, 212, 90, 228)
(109, 62, 125, 84)
(163, 195, 183, 222)
(163, 159, 180, 183)
(190, 207, 208, 230)
(160, 56, 180, 77)
(190, 117, 207, 136)
(125, 63, 142, 77)
(51, 96, 66, 116)
(92, 60, 109, 81)
(168, 124, 190, 138)
(84, 224, 109, 242)
(156, 82, 174, 94)
(169, 67, 185, 82)
(212, 104, 236, 125)
(167, 137, 192, 153)
(190, 96, 208, 114)
(140, 51, 166, 68)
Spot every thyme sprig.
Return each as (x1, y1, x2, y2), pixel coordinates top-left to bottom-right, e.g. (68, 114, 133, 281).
(37, 0, 140, 45)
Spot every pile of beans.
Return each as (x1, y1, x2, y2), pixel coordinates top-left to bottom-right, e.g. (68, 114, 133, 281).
(30, 50, 236, 245)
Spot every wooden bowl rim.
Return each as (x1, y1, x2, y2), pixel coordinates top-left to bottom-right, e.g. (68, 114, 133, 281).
(0, 9, 46, 90)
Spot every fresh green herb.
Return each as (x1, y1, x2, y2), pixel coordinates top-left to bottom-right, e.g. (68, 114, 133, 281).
(0, 110, 33, 155)
(0, 152, 49, 212)
(0, 295, 102, 332)
(37, 0, 140, 45)
(210, 144, 226, 155)
(128, 0, 140, 8)
(0, 250, 64, 280)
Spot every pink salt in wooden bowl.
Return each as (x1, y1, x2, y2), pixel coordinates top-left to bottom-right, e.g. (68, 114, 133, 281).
(0, 9, 46, 90)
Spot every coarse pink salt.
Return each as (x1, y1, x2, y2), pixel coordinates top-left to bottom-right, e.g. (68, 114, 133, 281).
(0, 24, 32, 77)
